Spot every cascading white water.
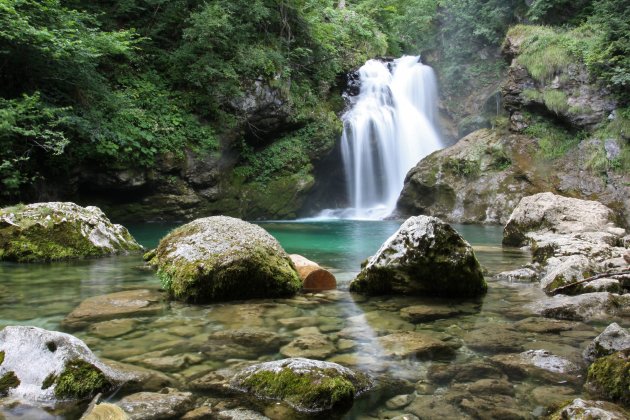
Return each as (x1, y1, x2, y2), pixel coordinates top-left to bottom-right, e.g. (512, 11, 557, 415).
(319, 55, 442, 220)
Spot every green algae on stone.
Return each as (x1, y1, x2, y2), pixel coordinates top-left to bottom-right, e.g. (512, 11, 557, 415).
(585, 350, 630, 405)
(151, 216, 301, 303)
(54, 360, 111, 400)
(231, 358, 372, 413)
(0, 350, 4, 365)
(0, 371, 20, 396)
(0, 202, 143, 263)
(349, 216, 486, 297)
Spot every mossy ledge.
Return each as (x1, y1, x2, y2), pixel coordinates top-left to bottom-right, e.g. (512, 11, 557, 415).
(54, 360, 111, 400)
(585, 350, 630, 405)
(231, 358, 372, 413)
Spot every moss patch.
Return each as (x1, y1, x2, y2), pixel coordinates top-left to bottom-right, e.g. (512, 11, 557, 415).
(54, 360, 110, 400)
(42, 373, 57, 390)
(0, 350, 4, 365)
(0, 371, 20, 396)
(586, 350, 630, 404)
(241, 367, 356, 412)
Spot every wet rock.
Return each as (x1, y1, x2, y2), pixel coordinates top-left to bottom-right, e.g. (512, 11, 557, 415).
(350, 216, 486, 297)
(208, 328, 285, 354)
(346, 310, 415, 333)
(495, 267, 538, 283)
(530, 385, 577, 407)
(585, 350, 630, 404)
(280, 335, 336, 359)
(405, 395, 463, 419)
(463, 378, 515, 396)
(188, 370, 233, 394)
(385, 394, 414, 410)
(218, 408, 270, 420)
(513, 317, 579, 334)
(378, 331, 458, 359)
(583, 323, 630, 363)
(83, 403, 129, 420)
(62, 289, 164, 330)
(427, 361, 505, 384)
(89, 319, 137, 339)
(230, 358, 372, 413)
(0, 202, 142, 262)
(399, 304, 469, 323)
(0, 326, 129, 403)
(458, 394, 527, 420)
(530, 292, 630, 321)
(490, 350, 580, 383)
(326, 354, 387, 373)
(101, 359, 176, 393)
(549, 398, 629, 420)
(117, 388, 195, 420)
(181, 405, 214, 420)
(147, 216, 301, 303)
(139, 354, 202, 373)
(463, 326, 527, 353)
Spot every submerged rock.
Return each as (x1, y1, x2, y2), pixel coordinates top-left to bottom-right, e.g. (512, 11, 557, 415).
(116, 388, 195, 420)
(0, 326, 129, 403)
(583, 323, 630, 363)
(83, 403, 129, 420)
(585, 350, 630, 405)
(490, 350, 580, 383)
(280, 335, 336, 359)
(62, 289, 164, 330)
(0, 202, 142, 262)
(349, 216, 486, 297)
(230, 358, 372, 413)
(148, 216, 301, 303)
(549, 398, 629, 420)
(378, 331, 458, 359)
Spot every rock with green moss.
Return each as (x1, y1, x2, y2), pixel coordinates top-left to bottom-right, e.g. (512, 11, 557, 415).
(548, 398, 629, 420)
(0, 326, 130, 403)
(585, 350, 630, 405)
(149, 216, 301, 303)
(349, 216, 486, 297)
(230, 358, 372, 413)
(583, 323, 630, 364)
(0, 202, 143, 262)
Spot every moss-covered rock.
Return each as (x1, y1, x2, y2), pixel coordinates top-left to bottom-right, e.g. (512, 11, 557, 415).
(230, 358, 372, 413)
(349, 216, 486, 297)
(0, 202, 142, 262)
(149, 216, 301, 303)
(583, 323, 630, 364)
(0, 326, 130, 403)
(585, 350, 630, 405)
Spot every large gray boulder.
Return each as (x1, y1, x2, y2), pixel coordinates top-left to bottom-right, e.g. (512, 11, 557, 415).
(0, 202, 142, 262)
(0, 326, 129, 402)
(583, 323, 630, 363)
(549, 398, 629, 420)
(503, 192, 621, 247)
(230, 358, 372, 413)
(147, 216, 301, 303)
(349, 216, 486, 297)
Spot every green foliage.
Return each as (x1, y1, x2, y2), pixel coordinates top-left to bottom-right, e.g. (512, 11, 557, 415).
(523, 116, 583, 159)
(443, 158, 480, 178)
(542, 90, 569, 114)
(527, 0, 593, 25)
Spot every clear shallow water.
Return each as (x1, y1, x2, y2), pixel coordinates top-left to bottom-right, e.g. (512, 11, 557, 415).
(0, 221, 614, 419)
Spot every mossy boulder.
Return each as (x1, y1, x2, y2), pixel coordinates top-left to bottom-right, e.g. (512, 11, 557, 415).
(0, 326, 130, 403)
(230, 358, 372, 413)
(148, 216, 301, 303)
(349, 216, 486, 297)
(585, 350, 630, 405)
(0, 202, 142, 262)
(583, 323, 630, 364)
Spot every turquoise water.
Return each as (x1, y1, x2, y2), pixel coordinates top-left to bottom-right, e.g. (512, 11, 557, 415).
(0, 220, 601, 419)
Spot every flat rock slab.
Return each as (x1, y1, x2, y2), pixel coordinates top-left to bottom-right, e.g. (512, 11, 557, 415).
(513, 317, 581, 334)
(378, 331, 458, 359)
(529, 292, 630, 321)
(490, 350, 580, 383)
(101, 359, 176, 393)
(280, 334, 336, 359)
(117, 388, 195, 420)
(62, 289, 164, 329)
(463, 326, 526, 353)
(400, 304, 474, 323)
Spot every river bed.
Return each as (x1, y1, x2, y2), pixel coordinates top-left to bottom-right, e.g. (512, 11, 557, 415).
(0, 220, 623, 419)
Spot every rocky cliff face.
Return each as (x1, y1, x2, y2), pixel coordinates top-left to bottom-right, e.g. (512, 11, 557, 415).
(397, 28, 629, 227)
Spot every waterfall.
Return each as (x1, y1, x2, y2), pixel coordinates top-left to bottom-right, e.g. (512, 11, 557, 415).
(316, 56, 442, 221)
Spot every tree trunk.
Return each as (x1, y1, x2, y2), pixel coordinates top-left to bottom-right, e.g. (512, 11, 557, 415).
(290, 254, 337, 291)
